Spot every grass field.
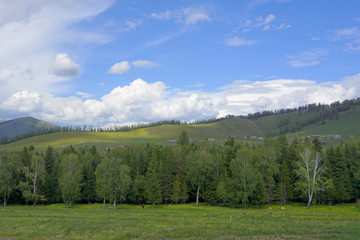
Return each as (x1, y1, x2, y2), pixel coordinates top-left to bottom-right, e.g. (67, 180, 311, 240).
(0, 203, 359, 239)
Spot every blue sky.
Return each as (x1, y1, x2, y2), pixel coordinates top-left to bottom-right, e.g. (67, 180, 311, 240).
(0, 0, 360, 126)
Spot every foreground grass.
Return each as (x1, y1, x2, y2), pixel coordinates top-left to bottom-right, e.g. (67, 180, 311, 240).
(0, 203, 359, 239)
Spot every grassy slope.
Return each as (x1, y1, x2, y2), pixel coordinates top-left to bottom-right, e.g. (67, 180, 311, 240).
(293, 106, 360, 137)
(2, 105, 360, 150)
(1, 118, 261, 150)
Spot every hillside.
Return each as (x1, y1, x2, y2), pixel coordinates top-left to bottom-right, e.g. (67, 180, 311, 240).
(0, 117, 58, 139)
(2, 99, 360, 150)
(0, 118, 261, 150)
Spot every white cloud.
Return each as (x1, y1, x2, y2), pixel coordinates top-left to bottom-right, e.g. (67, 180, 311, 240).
(182, 8, 210, 25)
(225, 37, 259, 46)
(132, 60, 155, 68)
(108, 61, 131, 75)
(49, 53, 80, 78)
(248, 0, 290, 8)
(150, 7, 210, 25)
(151, 10, 172, 21)
(125, 19, 143, 29)
(1, 75, 359, 126)
(0, 0, 112, 102)
(332, 27, 360, 50)
(239, 14, 290, 32)
(77, 91, 95, 99)
(286, 49, 329, 67)
(255, 14, 276, 30)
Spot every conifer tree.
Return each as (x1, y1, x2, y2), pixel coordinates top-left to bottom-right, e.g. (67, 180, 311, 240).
(327, 146, 351, 203)
(145, 154, 162, 207)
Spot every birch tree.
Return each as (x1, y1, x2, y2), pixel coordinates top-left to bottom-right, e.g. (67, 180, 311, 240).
(19, 154, 46, 206)
(231, 148, 258, 208)
(0, 151, 19, 206)
(297, 147, 325, 207)
(59, 153, 82, 207)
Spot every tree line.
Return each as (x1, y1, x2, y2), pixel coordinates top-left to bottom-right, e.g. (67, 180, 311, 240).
(2, 98, 360, 145)
(1, 133, 359, 208)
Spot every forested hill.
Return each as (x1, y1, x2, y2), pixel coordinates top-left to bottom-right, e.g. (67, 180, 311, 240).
(1, 98, 360, 150)
(0, 117, 58, 140)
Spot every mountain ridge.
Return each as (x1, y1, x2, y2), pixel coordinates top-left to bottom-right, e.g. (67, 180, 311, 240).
(0, 117, 58, 139)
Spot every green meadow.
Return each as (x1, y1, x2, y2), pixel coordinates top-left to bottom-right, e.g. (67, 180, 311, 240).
(1, 203, 359, 239)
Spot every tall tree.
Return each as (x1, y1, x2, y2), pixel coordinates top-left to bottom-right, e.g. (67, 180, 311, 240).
(145, 154, 162, 207)
(327, 146, 351, 203)
(178, 130, 190, 146)
(43, 146, 59, 203)
(0, 151, 20, 206)
(296, 147, 325, 207)
(81, 152, 97, 204)
(95, 157, 112, 208)
(59, 153, 82, 207)
(230, 148, 258, 208)
(19, 153, 46, 205)
(131, 172, 146, 204)
(108, 158, 131, 208)
(187, 149, 215, 206)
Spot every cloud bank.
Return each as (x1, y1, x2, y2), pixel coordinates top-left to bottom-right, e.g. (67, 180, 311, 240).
(1, 74, 359, 126)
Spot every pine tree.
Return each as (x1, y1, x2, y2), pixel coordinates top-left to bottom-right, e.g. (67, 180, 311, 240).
(145, 154, 162, 207)
(43, 146, 58, 203)
(171, 174, 182, 204)
(178, 130, 189, 146)
(327, 146, 351, 203)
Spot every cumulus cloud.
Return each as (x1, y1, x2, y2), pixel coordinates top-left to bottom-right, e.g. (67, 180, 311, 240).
(108, 61, 131, 75)
(286, 49, 329, 67)
(0, 0, 112, 101)
(150, 7, 210, 25)
(225, 37, 259, 46)
(49, 53, 80, 78)
(1, 75, 360, 126)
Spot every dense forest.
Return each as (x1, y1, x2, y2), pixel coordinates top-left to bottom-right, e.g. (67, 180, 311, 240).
(1, 132, 359, 208)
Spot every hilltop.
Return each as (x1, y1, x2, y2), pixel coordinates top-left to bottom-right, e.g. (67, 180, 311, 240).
(0, 117, 58, 140)
(1, 98, 360, 150)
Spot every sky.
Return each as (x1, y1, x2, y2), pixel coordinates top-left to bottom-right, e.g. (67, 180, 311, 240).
(0, 0, 360, 126)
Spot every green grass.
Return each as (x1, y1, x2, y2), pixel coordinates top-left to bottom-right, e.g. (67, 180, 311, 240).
(0, 203, 359, 239)
(0, 118, 264, 151)
(2, 105, 360, 150)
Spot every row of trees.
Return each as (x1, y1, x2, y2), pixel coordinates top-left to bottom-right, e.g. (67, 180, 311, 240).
(1, 134, 360, 208)
(3, 98, 360, 146)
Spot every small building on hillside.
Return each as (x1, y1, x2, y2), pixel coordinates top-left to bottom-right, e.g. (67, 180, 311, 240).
(168, 140, 178, 146)
(208, 138, 215, 142)
(327, 135, 341, 140)
(308, 135, 320, 139)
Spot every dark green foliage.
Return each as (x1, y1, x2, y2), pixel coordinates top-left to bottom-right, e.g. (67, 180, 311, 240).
(178, 130, 190, 146)
(3, 133, 360, 207)
(145, 154, 163, 206)
(59, 153, 82, 207)
(327, 146, 351, 203)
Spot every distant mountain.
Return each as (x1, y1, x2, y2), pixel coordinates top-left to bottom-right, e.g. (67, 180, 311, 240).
(0, 117, 58, 139)
(2, 98, 360, 150)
